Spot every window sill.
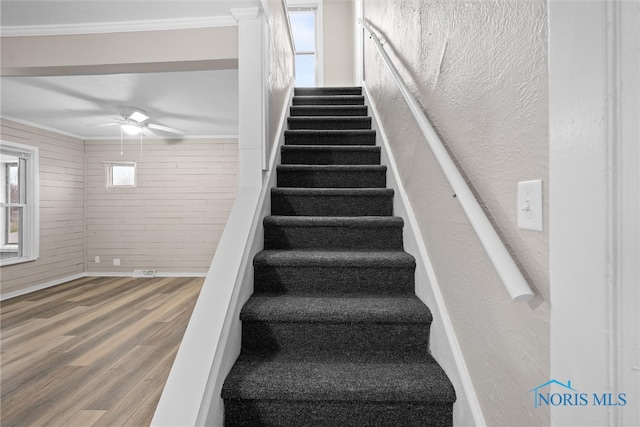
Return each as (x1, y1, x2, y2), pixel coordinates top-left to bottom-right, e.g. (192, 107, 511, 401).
(0, 256, 37, 267)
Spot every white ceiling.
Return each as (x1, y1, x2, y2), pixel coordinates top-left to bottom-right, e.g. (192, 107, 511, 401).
(0, 0, 262, 139)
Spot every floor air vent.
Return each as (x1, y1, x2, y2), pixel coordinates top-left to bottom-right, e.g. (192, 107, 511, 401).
(133, 269, 156, 278)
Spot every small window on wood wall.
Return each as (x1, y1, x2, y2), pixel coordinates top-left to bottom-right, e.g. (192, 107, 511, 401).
(104, 161, 136, 188)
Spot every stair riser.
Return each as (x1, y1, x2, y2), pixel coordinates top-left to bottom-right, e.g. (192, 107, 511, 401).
(290, 106, 368, 117)
(254, 265, 415, 295)
(281, 148, 380, 165)
(241, 321, 430, 356)
(224, 400, 453, 427)
(277, 169, 387, 188)
(294, 87, 362, 96)
(292, 96, 365, 106)
(285, 131, 376, 146)
(271, 194, 393, 216)
(264, 225, 404, 250)
(288, 117, 372, 130)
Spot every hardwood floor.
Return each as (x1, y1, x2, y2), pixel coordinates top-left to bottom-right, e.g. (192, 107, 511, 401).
(1, 276, 204, 427)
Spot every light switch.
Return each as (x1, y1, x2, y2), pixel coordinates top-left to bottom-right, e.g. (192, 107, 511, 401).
(517, 179, 543, 231)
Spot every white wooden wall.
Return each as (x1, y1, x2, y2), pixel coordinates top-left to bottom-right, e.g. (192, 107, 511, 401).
(85, 137, 238, 275)
(0, 118, 239, 298)
(1, 119, 85, 295)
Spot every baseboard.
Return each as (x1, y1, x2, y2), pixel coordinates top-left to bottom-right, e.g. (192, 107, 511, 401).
(363, 83, 485, 427)
(1, 273, 86, 301)
(1, 271, 208, 301)
(83, 271, 207, 278)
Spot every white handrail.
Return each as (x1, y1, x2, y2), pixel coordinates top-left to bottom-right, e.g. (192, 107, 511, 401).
(359, 19, 534, 302)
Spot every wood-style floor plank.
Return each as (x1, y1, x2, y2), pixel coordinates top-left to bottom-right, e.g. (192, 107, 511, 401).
(1, 276, 203, 427)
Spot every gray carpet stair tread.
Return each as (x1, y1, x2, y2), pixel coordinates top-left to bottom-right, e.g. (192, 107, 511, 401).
(294, 87, 362, 96)
(253, 249, 416, 267)
(281, 145, 380, 152)
(264, 215, 404, 228)
(292, 95, 365, 105)
(284, 129, 376, 136)
(223, 353, 455, 403)
(240, 294, 432, 323)
(277, 164, 386, 172)
(271, 188, 392, 196)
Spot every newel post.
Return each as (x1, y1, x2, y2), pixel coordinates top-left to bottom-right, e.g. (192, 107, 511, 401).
(232, 7, 267, 188)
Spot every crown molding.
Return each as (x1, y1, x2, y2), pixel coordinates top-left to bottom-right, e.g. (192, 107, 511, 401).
(230, 7, 261, 21)
(1, 116, 85, 140)
(0, 16, 237, 37)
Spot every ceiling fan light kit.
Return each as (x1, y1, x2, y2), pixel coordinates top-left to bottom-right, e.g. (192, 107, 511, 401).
(121, 123, 142, 136)
(93, 106, 186, 156)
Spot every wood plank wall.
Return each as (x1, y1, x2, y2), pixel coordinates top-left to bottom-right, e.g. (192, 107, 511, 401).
(84, 137, 238, 275)
(1, 119, 85, 296)
(1, 118, 239, 298)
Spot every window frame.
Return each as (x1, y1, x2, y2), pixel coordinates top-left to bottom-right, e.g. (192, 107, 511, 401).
(287, 0, 324, 87)
(103, 161, 137, 189)
(0, 140, 39, 267)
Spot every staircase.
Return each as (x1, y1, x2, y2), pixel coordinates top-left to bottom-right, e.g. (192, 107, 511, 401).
(222, 87, 456, 426)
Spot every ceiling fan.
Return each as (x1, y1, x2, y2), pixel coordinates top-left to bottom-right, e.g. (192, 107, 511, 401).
(95, 107, 186, 137)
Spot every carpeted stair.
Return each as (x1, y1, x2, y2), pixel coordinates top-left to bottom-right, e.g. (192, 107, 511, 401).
(222, 87, 456, 426)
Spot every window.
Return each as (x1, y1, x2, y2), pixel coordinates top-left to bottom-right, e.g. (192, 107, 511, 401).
(1, 141, 39, 266)
(288, 0, 323, 87)
(104, 161, 136, 188)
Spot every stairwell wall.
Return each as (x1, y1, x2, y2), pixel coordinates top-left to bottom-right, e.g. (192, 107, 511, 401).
(323, 0, 356, 87)
(363, 1, 549, 426)
(266, 0, 296, 163)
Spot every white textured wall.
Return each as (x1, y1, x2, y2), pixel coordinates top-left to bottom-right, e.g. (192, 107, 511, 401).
(323, 0, 355, 87)
(267, 0, 295, 159)
(85, 138, 238, 275)
(0, 119, 85, 297)
(363, 1, 549, 425)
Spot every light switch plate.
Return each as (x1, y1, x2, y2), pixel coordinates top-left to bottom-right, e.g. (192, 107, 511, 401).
(517, 179, 543, 231)
(113, 258, 121, 266)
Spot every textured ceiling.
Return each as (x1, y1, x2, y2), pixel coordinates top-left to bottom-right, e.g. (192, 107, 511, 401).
(0, 0, 261, 139)
(1, 71, 239, 139)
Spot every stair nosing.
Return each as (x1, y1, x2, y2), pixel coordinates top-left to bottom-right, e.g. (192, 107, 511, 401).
(264, 215, 403, 227)
(240, 294, 432, 323)
(271, 188, 392, 195)
(277, 164, 386, 170)
(223, 353, 455, 403)
(253, 249, 416, 268)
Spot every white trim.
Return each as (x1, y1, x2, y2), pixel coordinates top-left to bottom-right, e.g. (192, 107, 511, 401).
(84, 271, 207, 278)
(0, 16, 238, 37)
(232, 7, 266, 187)
(0, 273, 85, 301)
(1, 116, 85, 140)
(364, 83, 484, 427)
(151, 85, 294, 427)
(85, 134, 240, 141)
(0, 271, 208, 301)
(0, 140, 39, 267)
(549, 1, 639, 425)
(2, 116, 239, 141)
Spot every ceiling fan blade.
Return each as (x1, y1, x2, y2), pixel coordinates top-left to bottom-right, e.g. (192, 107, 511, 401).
(142, 127, 157, 137)
(89, 122, 122, 127)
(148, 123, 186, 135)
